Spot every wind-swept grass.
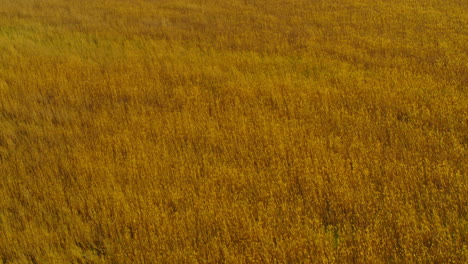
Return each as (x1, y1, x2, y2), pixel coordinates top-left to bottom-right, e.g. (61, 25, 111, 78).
(0, 0, 466, 263)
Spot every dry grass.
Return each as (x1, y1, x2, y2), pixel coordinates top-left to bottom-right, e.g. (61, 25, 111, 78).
(0, 0, 467, 263)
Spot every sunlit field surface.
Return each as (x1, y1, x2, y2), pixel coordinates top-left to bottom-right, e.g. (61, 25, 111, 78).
(0, 0, 467, 263)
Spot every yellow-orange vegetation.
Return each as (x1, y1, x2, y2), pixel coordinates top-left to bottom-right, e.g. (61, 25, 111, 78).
(0, 0, 466, 263)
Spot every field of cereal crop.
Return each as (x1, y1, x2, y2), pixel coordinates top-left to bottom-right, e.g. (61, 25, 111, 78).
(0, 0, 466, 262)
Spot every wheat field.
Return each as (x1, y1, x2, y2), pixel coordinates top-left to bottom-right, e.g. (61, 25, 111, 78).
(0, 0, 467, 263)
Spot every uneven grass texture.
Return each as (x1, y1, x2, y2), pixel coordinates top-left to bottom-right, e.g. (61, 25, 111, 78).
(0, 0, 467, 263)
